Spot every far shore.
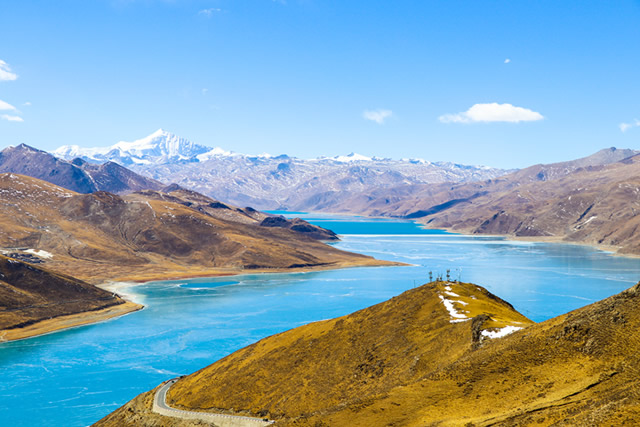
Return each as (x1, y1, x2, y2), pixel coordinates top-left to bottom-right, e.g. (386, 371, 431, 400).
(99, 258, 405, 285)
(291, 210, 637, 259)
(422, 223, 637, 259)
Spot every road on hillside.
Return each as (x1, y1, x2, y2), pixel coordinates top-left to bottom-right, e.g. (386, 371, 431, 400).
(153, 378, 274, 427)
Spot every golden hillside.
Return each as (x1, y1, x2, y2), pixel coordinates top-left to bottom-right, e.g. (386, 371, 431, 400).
(97, 280, 640, 426)
(0, 173, 393, 284)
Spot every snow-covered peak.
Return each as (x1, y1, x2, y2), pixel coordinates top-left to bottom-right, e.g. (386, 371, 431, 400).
(53, 130, 214, 165)
(401, 157, 432, 165)
(331, 152, 373, 163)
(196, 147, 236, 162)
(111, 129, 208, 160)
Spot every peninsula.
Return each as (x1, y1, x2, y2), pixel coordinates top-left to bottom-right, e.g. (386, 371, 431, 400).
(0, 173, 397, 341)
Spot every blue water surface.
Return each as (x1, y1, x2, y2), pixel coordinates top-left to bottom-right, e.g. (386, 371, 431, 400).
(1, 214, 640, 426)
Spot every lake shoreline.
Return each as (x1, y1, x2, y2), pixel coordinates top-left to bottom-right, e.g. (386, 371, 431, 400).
(0, 301, 143, 343)
(0, 257, 404, 343)
(291, 210, 636, 258)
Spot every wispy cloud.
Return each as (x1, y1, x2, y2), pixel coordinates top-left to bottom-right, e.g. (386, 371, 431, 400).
(1, 100, 24, 122)
(619, 119, 640, 132)
(0, 60, 18, 81)
(1, 114, 24, 122)
(0, 100, 17, 111)
(363, 109, 393, 124)
(504, 58, 511, 64)
(439, 103, 543, 124)
(198, 8, 222, 17)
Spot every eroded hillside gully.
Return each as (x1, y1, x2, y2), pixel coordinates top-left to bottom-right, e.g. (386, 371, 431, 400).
(2, 213, 640, 426)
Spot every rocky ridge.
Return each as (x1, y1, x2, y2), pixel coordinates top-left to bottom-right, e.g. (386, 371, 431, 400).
(53, 129, 511, 210)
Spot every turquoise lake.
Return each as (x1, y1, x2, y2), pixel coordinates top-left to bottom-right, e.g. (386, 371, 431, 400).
(2, 214, 640, 426)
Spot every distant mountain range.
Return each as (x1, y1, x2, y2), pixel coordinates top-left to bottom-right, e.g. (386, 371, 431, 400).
(316, 146, 640, 255)
(13, 129, 640, 255)
(53, 129, 512, 210)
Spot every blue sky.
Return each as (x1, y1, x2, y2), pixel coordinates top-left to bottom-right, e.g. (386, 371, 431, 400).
(1, 0, 639, 168)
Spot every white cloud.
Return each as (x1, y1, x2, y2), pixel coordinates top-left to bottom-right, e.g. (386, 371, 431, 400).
(198, 8, 221, 17)
(363, 109, 393, 124)
(620, 119, 640, 132)
(1, 114, 23, 122)
(504, 58, 511, 64)
(439, 103, 544, 124)
(0, 60, 18, 81)
(0, 99, 17, 111)
(23, 101, 31, 106)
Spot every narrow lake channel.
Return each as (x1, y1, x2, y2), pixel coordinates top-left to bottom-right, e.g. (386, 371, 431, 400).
(1, 214, 640, 426)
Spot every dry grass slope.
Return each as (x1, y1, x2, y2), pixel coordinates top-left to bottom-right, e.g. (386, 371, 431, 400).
(96, 280, 640, 426)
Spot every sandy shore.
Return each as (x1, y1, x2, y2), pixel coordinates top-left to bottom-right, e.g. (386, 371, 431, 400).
(102, 258, 405, 284)
(0, 301, 143, 343)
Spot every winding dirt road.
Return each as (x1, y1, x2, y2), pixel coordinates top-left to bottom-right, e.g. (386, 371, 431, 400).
(153, 378, 274, 426)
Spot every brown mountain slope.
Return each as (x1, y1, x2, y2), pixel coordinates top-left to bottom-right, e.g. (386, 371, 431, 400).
(0, 173, 392, 284)
(136, 186, 338, 240)
(280, 147, 638, 216)
(0, 144, 164, 194)
(412, 153, 640, 254)
(0, 254, 141, 341)
(96, 280, 640, 426)
(298, 148, 640, 255)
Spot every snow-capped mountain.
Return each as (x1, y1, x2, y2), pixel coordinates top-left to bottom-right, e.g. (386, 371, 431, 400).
(329, 153, 374, 163)
(54, 129, 214, 166)
(53, 129, 512, 210)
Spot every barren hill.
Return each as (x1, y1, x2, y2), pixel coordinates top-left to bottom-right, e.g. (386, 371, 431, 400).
(407, 152, 640, 254)
(96, 279, 640, 426)
(0, 254, 141, 341)
(0, 173, 390, 284)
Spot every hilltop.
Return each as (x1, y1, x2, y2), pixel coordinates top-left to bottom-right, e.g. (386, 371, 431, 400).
(96, 279, 640, 426)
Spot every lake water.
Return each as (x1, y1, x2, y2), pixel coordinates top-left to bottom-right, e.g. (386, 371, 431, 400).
(1, 214, 640, 426)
